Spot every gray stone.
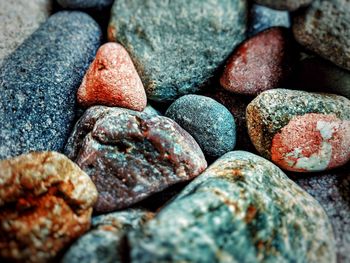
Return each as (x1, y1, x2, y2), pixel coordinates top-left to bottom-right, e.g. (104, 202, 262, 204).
(129, 151, 336, 263)
(0, 11, 102, 160)
(57, 0, 114, 10)
(254, 0, 313, 11)
(108, 0, 247, 102)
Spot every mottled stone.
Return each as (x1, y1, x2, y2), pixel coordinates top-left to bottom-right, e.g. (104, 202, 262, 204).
(142, 104, 161, 116)
(165, 95, 236, 158)
(77, 43, 147, 111)
(0, 152, 98, 263)
(108, 0, 247, 102)
(65, 106, 207, 213)
(0, 11, 102, 160)
(220, 27, 293, 96)
(129, 151, 335, 263)
(57, 0, 114, 10)
(293, 0, 350, 71)
(247, 89, 350, 172)
(254, 0, 313, 11)
(62, 209, 153, 263)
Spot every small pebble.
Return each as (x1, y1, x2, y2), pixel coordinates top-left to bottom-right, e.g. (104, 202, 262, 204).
(57, 0, 114, 10)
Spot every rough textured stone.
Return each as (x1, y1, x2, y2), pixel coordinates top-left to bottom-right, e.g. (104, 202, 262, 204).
(165, 95, 236, 158)
(254, 0, 313, 11)
(0, 152, 98, 263)
(129, 151, 335, 263)
(57, 0, 114, 10)
(108, 0, 247, 102)
(0, 0, 52, 65)
(77, 43, 147, 111)
(65, 106, 207, 213)
(220, 27, 293, 96)
(62, 209, 153, 263)
(293, 0, 350, 71)
(247, 89, 350, 172)
(0, 11, 102, 160)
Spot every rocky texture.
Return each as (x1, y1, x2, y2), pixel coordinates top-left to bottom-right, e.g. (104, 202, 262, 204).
(0, 11, 102, 160)
(220, 27, 293, 96)
(293, 0, 350, 71)
(254, 0, 313, 11)
(0, 0, 52, 65)
(248, 4, 290, 37)
(247, 89, 350, 172)
(142, 104, 161, 116)
(129, 151, 336, 263)
(77, 43, 147, 111)
(166, 95, 236, 158)
(108, 0, 247, 102)
(62, 209, 153, 263)
(0, 152, 98, 263)
(57, 0, 114, 10)
(65, 106, 207, 213)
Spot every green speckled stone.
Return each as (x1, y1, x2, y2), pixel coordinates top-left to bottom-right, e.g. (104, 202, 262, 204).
(129, 151, 335, 263)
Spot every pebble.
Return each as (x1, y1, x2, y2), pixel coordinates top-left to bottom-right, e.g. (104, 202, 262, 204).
(293, 0, 350, 71)
(165, 95, 236, 158)
(129, 151, 336, 263)
(246, 89, 350, 172)
(254, 0, 313, 11)
(65, 106, 207, 213)
(220, 27, 293, 96)
(0, 11, 102, 160)
(108, 0, 247, 102)
(0, 151, 98, 263)
(77, 43, 147, 111)
(57, 0, 114, 10)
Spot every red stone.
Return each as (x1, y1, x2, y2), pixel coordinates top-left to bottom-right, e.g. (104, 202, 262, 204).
(77, 42, 147, 111)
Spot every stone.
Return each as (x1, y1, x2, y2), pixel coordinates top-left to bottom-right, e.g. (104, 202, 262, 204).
(0, 0, 52, 65)
(62, 209, 153, 263)
(165, 95, 236, 158)
(77, 42, 147, 111)
(65, 106, 207, 213)
(246, 89, 350, 172)
(0, 11, 102, 160)
(0, 151, 98, 263)
(254, 0, 313, 11)
(142, 104, 161, 116)
(57, 0, 114, 10)
(248, 4, 290, 37)
(108, 0, 247, 102)
(220, 27, 293, 96)
(293, 0, 350, 71)
(129, 151, 336, 263)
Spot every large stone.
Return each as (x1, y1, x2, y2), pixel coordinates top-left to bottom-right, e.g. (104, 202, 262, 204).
(65, 106, 207, 213)
(0, 11, 102, 160)
(108, 0, 247, 102)
(0, 152, 98, 263)
(129, 151, 336, 263)
(254, 0, 313, 11)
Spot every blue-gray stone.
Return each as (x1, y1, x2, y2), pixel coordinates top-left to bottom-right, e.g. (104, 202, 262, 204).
(0, 11, 102, 160)
(57, 0, 114, 10)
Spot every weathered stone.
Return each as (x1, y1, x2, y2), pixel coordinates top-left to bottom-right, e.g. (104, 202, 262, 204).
(254, 0, 313, 11)
(0, 152, 98, 263)
(57, 0, 114, 10)
(293, 0, 350, 71)
(247, 89, 350, 172)
(0, 11, 102, 160)
(108, 0, 247, 102)
(129, 151, 336, 263)
(65, 106, 207, 213)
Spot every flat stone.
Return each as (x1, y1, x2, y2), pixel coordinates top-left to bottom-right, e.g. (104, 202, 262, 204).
(77, 43, 147, 111)
(108, 0, 247, 102)
(254, 0, 313, 11)
(293, 0, 350, 71)
(0, 151, 98, 263)
(129, 151, 336, 263)
(57, 0, 114, 10)
(0, 11, 102, 160)
(165, 95, 236, 158)
(65, 106, 207, 213)
(246, 89, 350, 172)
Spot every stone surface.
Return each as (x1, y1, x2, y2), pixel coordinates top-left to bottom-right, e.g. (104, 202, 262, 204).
(129, 151, 336, 263)
(254, 0, 313, 11)
(248, 4, 290, 37)
(220, 27, 293, 96)
(77, 42, 147, 111)
(108, 0, 247, 102)
(0, 151, 98, 263)
(65, 106, 207, 213)
(165, 95, 236, 158)
(62, 209, 153, 263)
(0, 11, 102, 160)
(0, 0, 52, 65)
(247, 89, 350, 172)
(57, 0, 114, 10)
(293, 0, 350, 71)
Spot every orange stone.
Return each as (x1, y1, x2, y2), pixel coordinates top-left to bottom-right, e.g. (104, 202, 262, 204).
(77, 42, 147, 111)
